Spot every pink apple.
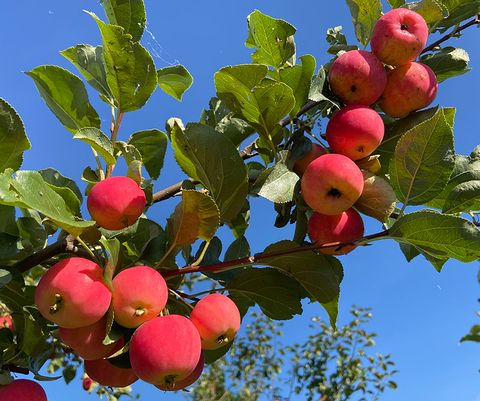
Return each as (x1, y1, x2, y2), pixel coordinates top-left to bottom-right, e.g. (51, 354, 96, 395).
(112, 265, 168, 328)
(155, 352, 205, 391)
(308, 208, 365, 255)
(84, 358, 138, 388)
(371, 8, 428, 66)
(293, 143, 328, 175)
(190, 293, 241, 350)
(301, 154, 364, 215)
(380, 62, 438, 118)
(129, 314, 202, 388)
(0, 379, 47, 401)
(326, 105, 384, 160)
(328, 50, 387, 105)
(0, 314, 14, 332)
(87, 176, 146, 230)
(35, 257, 112, 328)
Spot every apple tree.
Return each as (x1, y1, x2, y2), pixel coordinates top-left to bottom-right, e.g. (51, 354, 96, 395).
(0, 0, 479, 399)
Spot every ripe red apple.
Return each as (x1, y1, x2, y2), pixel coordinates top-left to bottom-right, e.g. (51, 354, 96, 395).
(155, 352, 205, 391)
(82, 376, 94, 391)
(308, 208, 365, 255)
(0, 314, 14, 332)
(129, 314, 201, 388)
(326, 105, 384, 160)
(328, 50, 387, 105)
(59, 315, 124, 360)
(112, 266, 168, 328)
(84, 358, 138, 388)
(293, 143, 328, 175)
(190, 293, 241, 350)
(87, 176, 146, 230)
(371, 8, 428, 66)
(301, 154, 364, 215)
(380, 62, 438, 118)
(35, 257, 111, 329)
(0, 379, 47, 401)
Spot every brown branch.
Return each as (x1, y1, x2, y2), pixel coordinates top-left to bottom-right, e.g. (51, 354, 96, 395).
(161, 230, 389, 278)
(2, 364, 30, 375)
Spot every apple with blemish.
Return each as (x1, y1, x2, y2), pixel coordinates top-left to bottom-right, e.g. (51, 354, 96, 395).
(308, 208, 365, 255)
(293, 143, 328, 175)
(301, 154, 364, 215)
(112, 265, 168, 328)
(328, 50, 387, 105)
(190, 293, 241, 350)
(326, 105, 384, 160)
(34, 257, 111, 328)
(380, 62, 438, 118)
(371, 8, 428, 66)
(87, 176, 146, 230)
(129, 314, 202, 389)
(0, 379, 47, 401)
(84, 358, 138, 388)
(155, 353, 205, 391)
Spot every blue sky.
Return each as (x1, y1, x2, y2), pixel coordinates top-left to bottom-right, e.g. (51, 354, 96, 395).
(1, 1, 479, 400)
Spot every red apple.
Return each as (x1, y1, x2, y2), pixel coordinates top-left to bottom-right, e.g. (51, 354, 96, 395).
(308, 208, 365, 255)
(87, 176, 146, 230)
(380, 62, 438, 118)
(0, 379, 47, 401)
(59, 315, 124, 360)
(82, 376, 94, 391)
(35, 257, 111, 328)
(84, 358, 138, 388)
(0, 315, 14, 332)
(112, 266, 168, 328)
(328, 50, 387, 105)
(293, 143, 328, 175)
(129, 314, 201, 388)
(326, 105, 384, 160)
(301, 154, 364, 215)
(155, 352, 205, 391)
(190, 293, 241, 350)
(371, 8, 428, 66)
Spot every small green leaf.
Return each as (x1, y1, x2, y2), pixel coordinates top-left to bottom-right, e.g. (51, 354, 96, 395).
(102, 0, 146, 41)
(257, 162, 299, 204)
(60, 44, 114, 105)
(461, 324, 480, 343)
(388, 0, 405, 7)
(100, 237, 121, 288)
(325, 26, 359, 55)
(157, 65, 193, 101)
(421, 47, 470, 82)
(443, 180, 480, 213)
(168, 190, 220, 246)
(0, 99, 30, 172)
(406, 0, 447, 25)
(345, 0, 383, 46)
(227, 268, 304, 320)
(224, 236, 251, 261)
(245, 10, 297, 68)
(0, 269, 13, 288)
(436, 0, 480, 32)
(26, 65, 100, 133)
(389, 210, 480, 262)
(128, 129, 167, 180)
(74, 127, 116, 165)
(88, 12, 157, 113)
(390, 108, 455, 206)
(39, 168, 83, 201)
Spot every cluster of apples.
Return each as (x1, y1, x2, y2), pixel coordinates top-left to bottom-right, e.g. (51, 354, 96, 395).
(298, 8, 436, 254)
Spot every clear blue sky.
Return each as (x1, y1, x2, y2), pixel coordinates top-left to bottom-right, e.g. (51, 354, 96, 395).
(1, 1, 479, 400)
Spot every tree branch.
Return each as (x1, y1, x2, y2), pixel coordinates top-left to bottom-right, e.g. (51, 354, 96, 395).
(161, 230, 389, 278)
(2, 364, 30, 375)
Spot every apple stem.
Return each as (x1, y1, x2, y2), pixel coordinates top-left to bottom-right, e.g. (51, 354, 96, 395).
(49, 294, 63, 314)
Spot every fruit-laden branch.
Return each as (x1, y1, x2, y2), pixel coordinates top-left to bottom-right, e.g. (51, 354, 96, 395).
(161, 230, 389, 278)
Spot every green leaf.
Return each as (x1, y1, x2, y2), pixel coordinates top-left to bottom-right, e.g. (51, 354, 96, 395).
(257, 162, 299, 204)
(387, 0, 406, 8)
(0, 234, 25, 261)
(0, 205, 17, 235)
(157, 65, 193, 101)
(421, 47, 470, 82)
(215, 65, 295, 143)
(102, 0, 146, 42)
(74, 127, 116, 165)
(227, 268, 304, 320)
(245, 10, 297, 69)
(389, 210, 480, 262)
(436, 0, 480, 32)
(326, 26, 359, 55)
(168, 190, 220, 246)
(17, 217, 48, 251)
(443, 180, 480, 213)
(406, 0, 447, 25)
(389, 108, 455, 206)
(170, 120, 249, 222)
(278, 55, 316, 116)
(121, 218, 164, 257)
(261, 241, 342, 305)
(345, 0, 383, 46)
(39, 168, 83, 202)
(26, 65, 100, 133)
(128, 129, 167, 180)
(461, 324, 480, 342)
(0, 99, 30, 172)
(88, 12, 157, 113)
(100, 237, 121, 288)
(224, 236, 250, 261)
(60, 44, 114, 105)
